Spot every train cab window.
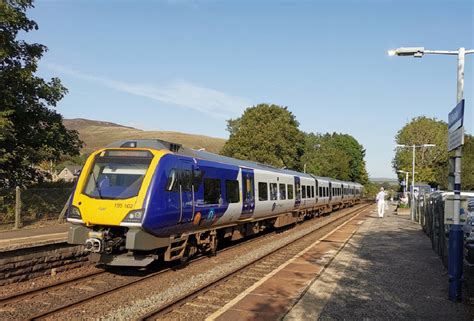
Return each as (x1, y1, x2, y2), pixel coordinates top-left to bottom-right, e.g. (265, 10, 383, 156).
(270, 183, 278, 200)
(311, 186, 315, 198)
(226, 180, 240, 203)
(287, 184, 294, 199)
(258, 182, 268, 201)
(306, 186, 311, 199)
(165, 169, 179, 192)
(302, 185, 306, 198)
(204, 178, 221, 204)
(279, 183, 286, 200)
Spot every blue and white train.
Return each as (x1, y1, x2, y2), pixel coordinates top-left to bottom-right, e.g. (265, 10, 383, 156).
(67, 139, 363, 266)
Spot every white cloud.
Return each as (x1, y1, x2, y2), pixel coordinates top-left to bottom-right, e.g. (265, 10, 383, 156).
(44, 63, 250, 119)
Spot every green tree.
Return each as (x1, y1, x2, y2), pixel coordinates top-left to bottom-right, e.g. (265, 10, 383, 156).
(462, 135, 474, 190)
(301, 133, 350, 181)
(302, 132, 369, 184)
(221, 104, 304, 170)
(393, 117, 448, 188)
(0, 0, 82, 189)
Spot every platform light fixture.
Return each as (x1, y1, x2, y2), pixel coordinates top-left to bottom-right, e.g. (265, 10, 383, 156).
(388, 47, 425, 58)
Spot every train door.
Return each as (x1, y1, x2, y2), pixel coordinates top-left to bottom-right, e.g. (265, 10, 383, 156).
(329, 182, 332, 201)
(178, 158, 194, 223)
(315, 179, 319, 203)
(240, 168, 255, 219)
(294, 176, 301, 208)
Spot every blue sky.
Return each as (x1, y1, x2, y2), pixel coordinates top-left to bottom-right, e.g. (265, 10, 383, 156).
(25, 0, 473, 178)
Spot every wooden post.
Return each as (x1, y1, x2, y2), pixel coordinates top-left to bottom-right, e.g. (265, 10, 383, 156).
(14, 186, 22, 229)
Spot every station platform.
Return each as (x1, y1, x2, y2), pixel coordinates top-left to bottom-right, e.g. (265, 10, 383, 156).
(208, 205, 472, 321)
(0, 224, 68, 251)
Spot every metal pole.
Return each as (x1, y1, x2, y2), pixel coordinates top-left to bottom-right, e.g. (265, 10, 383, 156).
(405, 172, 408, 196)
(411, 145, 416, 221)
(448, 47, 465, 301)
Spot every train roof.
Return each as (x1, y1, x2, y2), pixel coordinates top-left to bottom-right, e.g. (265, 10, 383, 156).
(107, 139, 363, 186)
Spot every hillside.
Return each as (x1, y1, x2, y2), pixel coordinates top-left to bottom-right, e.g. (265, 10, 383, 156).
(369, 177, 399, 186)
(63, 118, 226, 154)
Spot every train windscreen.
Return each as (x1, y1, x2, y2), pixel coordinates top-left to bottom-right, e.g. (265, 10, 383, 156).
(83, 150, 153, 199)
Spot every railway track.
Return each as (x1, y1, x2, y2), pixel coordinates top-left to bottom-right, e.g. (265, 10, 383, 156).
(0, 202, 370, 320)
(138, 203, 371, 321)
(0, 269, 107, 305)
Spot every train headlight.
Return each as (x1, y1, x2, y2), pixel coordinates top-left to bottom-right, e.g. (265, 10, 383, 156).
(121, 209, 145, 225)
(67, 206, 83, 222)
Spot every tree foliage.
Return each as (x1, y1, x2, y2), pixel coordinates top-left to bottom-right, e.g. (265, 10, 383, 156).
(222, 104, 370, 186)
(221, 104, 304, 170)
(0, 0, 82, 188)
(463, 135, 474, 190)
(393, 117, 447, 188)
(393, 116, 474, 190)
(302, 132, 369, 184)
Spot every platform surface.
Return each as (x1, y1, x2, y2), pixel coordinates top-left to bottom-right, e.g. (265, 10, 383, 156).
(209, 205, 472, 321)
(0, 224, 68, 251)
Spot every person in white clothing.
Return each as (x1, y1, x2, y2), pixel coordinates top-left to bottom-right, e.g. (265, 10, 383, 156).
(376, 187, 386, 218)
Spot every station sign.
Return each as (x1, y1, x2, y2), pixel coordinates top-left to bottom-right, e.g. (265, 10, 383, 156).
(448, 100, 465, 151)
(448, 100, 464, 133)
(448, 126, 464, 151)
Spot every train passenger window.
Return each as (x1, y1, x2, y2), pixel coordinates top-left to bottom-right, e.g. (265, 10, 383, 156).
(204, 178, 221, 204)
(270, 183, 278, 200)
(302, 185, 306, 198)
(311, 186, 315, 198)
(287, 184, 294, 199)
(165, 169, 179, 192)
(279, 183, 286, 200)
(319, 187, 323, 197)
(326, 187, 329, 197)
(307, 186, 311, 199)
(226, 180, 240, 203)
(181, 170, 192, 192)
(258, 182, 268, 201)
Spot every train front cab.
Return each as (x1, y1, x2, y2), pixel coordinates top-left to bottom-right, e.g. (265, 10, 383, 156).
(66, 148, 174, 266)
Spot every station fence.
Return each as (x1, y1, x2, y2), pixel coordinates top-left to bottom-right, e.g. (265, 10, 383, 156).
(416, 192, 449, 267)
(416, 191, 474, 268)
(0, 186, 73, 230)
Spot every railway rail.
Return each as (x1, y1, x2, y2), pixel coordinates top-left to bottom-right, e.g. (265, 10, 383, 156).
(0, 202, 370, 320)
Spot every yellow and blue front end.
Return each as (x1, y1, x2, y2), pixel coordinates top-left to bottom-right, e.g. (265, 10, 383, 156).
(67, 148, 171, 266)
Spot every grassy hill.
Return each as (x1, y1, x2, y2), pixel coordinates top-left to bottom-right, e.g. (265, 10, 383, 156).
(63, 118, 226, 154)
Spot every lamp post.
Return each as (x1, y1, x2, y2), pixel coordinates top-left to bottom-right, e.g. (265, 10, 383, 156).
(396, 144, 436, 221)
(397, 170, 409, 195)
(388, 46, 473, 301)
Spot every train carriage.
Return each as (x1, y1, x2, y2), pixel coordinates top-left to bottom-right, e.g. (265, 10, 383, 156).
(67, 139, 363, 266)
